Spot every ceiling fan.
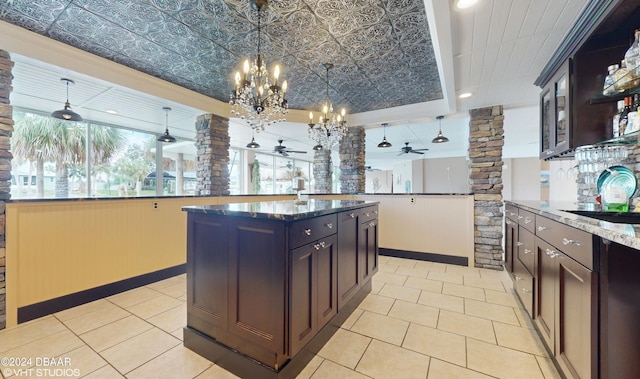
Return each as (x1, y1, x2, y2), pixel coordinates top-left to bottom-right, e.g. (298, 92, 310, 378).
(398, 142, 429, 156)
(273, 139, 307, 157)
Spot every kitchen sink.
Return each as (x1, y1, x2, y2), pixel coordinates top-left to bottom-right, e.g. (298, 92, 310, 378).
(563, 210, 640, 224)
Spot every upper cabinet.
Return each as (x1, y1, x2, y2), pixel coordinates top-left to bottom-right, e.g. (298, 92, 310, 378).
(536, 0, 640, 160)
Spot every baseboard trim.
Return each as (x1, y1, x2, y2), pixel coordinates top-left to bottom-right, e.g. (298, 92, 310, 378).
(18, 264, 186, 324)
(379, 248, 468, 266)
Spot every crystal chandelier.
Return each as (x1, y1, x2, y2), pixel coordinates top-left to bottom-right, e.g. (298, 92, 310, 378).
(308, 63, 347, 150)
(230, 0, 288, 132)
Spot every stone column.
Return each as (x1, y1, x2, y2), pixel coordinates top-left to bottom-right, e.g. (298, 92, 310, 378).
(195, 114, 230, 196)
(313, 149, 332, 193)
(0, 50, 13, 329)
(468, 106, 504, 270)
(339, 126, 366, 194)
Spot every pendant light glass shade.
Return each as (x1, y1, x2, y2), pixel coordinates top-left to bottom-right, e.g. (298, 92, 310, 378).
(158, 107, 176, 143)
(51, 78, 83, 122)
(432, 115, 449, 143)
(377, 123, 392, 148)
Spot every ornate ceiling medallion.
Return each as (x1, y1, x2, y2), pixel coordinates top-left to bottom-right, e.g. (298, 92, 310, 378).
(307, 63, 348, 150)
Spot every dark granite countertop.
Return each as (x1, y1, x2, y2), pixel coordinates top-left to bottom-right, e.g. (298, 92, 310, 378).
(506, 200, 640, 250)
(183, 200, 379, 221)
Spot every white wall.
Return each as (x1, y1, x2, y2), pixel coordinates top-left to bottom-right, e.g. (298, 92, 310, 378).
(503, 106, 539, 158)
(507, 157, 542, 201)
(392, 160, 414, 193)
(422, 157, 470, 193)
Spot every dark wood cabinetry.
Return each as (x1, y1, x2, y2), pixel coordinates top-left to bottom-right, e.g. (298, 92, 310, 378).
(184, 201, 378, 379)
(540, 60, 572, 159)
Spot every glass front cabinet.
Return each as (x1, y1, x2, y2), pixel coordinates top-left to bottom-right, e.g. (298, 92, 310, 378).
(540, 60, 571, 159)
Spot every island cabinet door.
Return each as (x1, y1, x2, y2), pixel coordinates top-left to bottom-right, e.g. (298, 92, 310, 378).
(227, 218, 286, 356)
(337, 210, 359, 310)
(359, 218, 379, 284)
(316, 234, 338, 330)
(186, 214, 229, 338)
(535, 237, 557, 353)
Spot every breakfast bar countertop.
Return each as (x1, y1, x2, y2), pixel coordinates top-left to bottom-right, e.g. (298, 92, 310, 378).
(506, 200, 640, 250)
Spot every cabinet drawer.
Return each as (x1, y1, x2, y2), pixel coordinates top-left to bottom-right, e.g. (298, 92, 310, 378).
(518, 209, 536, 233)
(359, 206, 378, 223)
(513, 257, 534, 318)
(290, 214, 337, 249)
(517, 227, 535, 275)
(505, 204, 519, 221)
(535, 215, 593, 270)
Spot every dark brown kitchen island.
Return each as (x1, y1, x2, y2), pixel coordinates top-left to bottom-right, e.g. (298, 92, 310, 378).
(182, 200, 379, 379)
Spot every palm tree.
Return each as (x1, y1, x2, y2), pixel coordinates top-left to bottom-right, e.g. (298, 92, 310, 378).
(11, 112, 55, 197)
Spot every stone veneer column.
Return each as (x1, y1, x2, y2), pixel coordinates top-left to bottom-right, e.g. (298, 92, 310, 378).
(195, 114, 230, 196)
(313, 149, 332, 193)
(468, 106, 504, 270)
(339, 126, 365, 194)
(0, 50, 13, 329)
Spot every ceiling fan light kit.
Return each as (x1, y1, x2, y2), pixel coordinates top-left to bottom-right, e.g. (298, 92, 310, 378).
(157, 107, 176, 143)
(230, 0, 288, 132)
(51, 78, 83, 122)
(398, 142, 429, 156)
(273, 139, 307, 157)
(432, 115, 449, 143)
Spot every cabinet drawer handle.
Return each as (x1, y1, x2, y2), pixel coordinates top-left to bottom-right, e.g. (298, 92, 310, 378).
(524, 217, 532, 224)
(326, 223, 333, 229)
(313, 243, 321, 250)
(369, 222, 375, 227)
(562, 237, 580, 246)
(304, 228, 312, 236)
(319, 241, 326, 248)
(516, 242, 523, 247)
(524, 249, 531, 254)
(350, 213, 355, 218)
(517, 215, 524, 219)
(506, 219, 512, 225)
(365, 213, 370, 217)
(510, 212, 516, 217)
(546, 249, 558, 258)
(515, 276, 522, 281)
(522, 288, 531, 294)
(374, 210, 378, 215)
(537, 226, 547, 232)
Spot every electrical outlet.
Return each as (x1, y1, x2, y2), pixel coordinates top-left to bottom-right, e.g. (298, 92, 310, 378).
(152, 202, 159, 210)
(410, 197, 415, 204)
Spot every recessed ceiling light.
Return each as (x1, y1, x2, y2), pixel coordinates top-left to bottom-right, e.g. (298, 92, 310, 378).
(105, 109, 118, 114)
(455, 0, 479, 10)
(458, 92, 472, 99)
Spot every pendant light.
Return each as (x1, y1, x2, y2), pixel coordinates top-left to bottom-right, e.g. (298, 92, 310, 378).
(51, 78, 83, 121)
(377, 123, 392, 148)
(432, 115, 449, 143)
(158, 107, 176, 143)
(246, 130, 260, 148)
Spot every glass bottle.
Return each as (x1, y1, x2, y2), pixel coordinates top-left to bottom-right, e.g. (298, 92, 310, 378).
(613, 99, 624, 137)
(624, 29, 640, 79)
(629, 94, 640, 134)
(603, 64, 619, 95)
(614, 61, 630, 91)
(621, 96, 632, 135)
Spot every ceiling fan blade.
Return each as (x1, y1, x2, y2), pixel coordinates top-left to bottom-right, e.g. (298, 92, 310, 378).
(397, 152, 405, 156)
(286, 150, 307, 154)
(413, 148, 429, 152)
(411, 151, 425, 154)
(280, 151, 289, 157)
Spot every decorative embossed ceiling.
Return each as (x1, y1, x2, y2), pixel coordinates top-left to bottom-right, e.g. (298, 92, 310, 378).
(0, 0, 441, 114)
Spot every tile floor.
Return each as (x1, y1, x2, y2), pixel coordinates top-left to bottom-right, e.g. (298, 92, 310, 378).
(0, 256, 561, 379)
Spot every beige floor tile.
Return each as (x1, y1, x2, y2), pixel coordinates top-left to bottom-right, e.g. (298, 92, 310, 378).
(372, 271, 408, 286)
(55, 299, 114, 322)
(445, 265, 481, 277)
(427, 358, 494, 379)
(318, 329, 371, 369)
(0, 316, 67, 353)
(126, 345, 212, 379)
(442, 282, 486, 301)
(479, 268, 511, 281)
(351, 311, 409, 346)
(195, 365, 241, 379)
(356, 339, 430, 379)
(427, 271, 464, 284)
(126, 294, 183, 320)
(386, 257, 417, 268)
(309, 359, 371, 379)
(0, 329, 84, 367)
(147, 304, 186, 333)
(378, 255, 392, 264)
(296, 355, 324, 379)
(494, 322, 549, 356)
(404, 277, 443, 293)
(395, 266, 429, 278)
(514, 307, 536, 329)
(357, 293, 395, 315)
(418, 291, 464, 313)
(79, 315, 153, 352)
(145, 276, 184, 291)
(437, 310, 496, 343)
(58, 345, 108, 378)
(171, 328, 184, 341)
(463, 276, 508, 292)
(82, 364, 125, 378)
(340, 308, 364, 330)
(100, 328, 180, 374)
(535, 356, 562, 379)
(402, 323, 466, 367)
(370, 279, 384, 294)
(155, 282, 186, 298)
(378, 263, 399, 273)
(465, 299, 520, 325)
(388, 300, 439, 328)
(467, 339, 545, 379)
(378, 283, 421, 303)
(107, 287, 163, 308)
(484, 289, 522, 309)
(414, 261, 446, 272)
(61, 302, 130, 335)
